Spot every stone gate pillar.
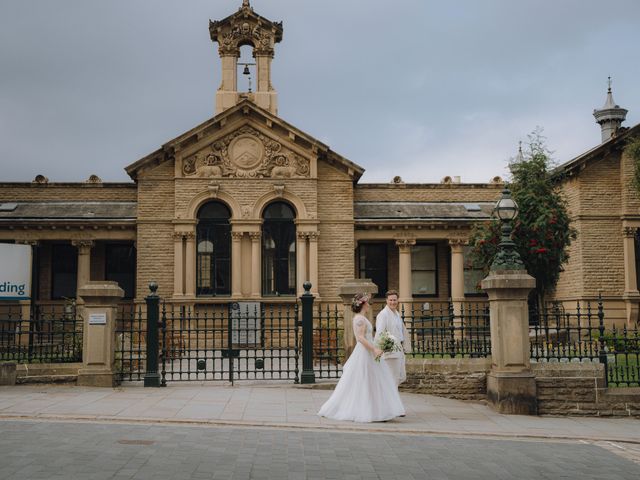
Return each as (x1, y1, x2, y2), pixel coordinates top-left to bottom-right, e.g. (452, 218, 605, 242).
(77, 281, 124, 387)
(482, 270, 536, 414)
(339, 279, 378, 361)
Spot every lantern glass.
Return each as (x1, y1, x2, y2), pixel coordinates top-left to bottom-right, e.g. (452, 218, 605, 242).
(495, 190, 518, 221)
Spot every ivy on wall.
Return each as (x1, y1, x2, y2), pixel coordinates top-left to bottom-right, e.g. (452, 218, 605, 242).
(627, 136, 640, 194)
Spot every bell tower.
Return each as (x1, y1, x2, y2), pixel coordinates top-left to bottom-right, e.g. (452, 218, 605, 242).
(209, 0, 283, 115)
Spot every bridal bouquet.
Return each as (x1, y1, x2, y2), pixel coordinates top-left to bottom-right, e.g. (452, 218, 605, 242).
(374, 330, 402, 362)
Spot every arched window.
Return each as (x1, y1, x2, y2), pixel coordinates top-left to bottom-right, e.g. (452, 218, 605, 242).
(262, 202, 296, 296)
(197, 201, 231, 296)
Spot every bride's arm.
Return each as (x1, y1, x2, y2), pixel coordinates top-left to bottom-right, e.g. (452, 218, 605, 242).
(354, 317, 383, 358)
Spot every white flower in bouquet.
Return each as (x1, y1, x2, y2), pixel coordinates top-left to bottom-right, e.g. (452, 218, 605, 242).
(375, 330, 402, 362)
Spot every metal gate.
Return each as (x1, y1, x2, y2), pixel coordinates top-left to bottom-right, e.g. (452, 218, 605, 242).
(116, 283, 329, 385)
(159, 302, 300, 383)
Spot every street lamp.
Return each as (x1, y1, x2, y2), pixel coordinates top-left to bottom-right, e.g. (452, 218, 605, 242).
(490, 188, 525, 271)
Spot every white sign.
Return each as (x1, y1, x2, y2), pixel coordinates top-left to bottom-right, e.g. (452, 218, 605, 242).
(89, 313, 107, 325)
(0, 243, 32, 301)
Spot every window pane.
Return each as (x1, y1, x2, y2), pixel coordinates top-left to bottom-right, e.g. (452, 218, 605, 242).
(52, 244, 77, 300)
(463, 246, 485, 295)
(262, 220, 296, 295)
(412, 271, 436, 295)
(105, 244, 136, 299)
(358, 244, 387, 296)
(263, 202, 295, 219)
(198, 202, 231, 220)
(196, 220, 231, 296)
(411, 245, 436, 270)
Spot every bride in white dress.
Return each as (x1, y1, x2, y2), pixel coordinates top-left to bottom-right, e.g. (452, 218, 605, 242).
(318, 293, 405, 422)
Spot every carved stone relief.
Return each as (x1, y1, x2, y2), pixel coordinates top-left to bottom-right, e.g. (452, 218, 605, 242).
(182, 126, 310, 179)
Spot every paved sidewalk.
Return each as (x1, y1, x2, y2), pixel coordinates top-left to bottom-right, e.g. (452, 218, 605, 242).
(0, 383, 639, 443)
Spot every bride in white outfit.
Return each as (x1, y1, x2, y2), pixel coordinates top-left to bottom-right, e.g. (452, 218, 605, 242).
(318, 293, 405, 422)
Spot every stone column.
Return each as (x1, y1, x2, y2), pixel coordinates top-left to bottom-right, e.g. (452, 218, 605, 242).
(215, 54, 238, 114)
(184, 232, 196, 299)
(481, 269, 537, 415)
(396, 238, 416, 305)
(622, 226, 640, 327)
(72, 240, 94, 303)
(339, 279, 379, 361)
(173, 232, 185, 297)
(449, 239, 466, 336)
(16, 240, 38, 345)
(231, 231, 244, 298)
(77, 281, 124, 387)
(249, 232, 262, 298)
(296, 232, 308, 297)
(308, 231, 320, 296)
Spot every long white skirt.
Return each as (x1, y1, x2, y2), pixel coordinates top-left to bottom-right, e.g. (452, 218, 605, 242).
(318, 342, 405, 422)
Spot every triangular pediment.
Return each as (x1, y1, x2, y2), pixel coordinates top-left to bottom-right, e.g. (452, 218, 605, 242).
(126, 100, 364, 182)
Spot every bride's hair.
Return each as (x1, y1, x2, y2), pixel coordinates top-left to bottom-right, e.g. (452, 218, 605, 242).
(351, 293, 369, 313)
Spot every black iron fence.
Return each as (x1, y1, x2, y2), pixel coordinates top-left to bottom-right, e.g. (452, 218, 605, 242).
(402, 302, 491, 358)
(529, 299, 640, 387)
(115, 304, 147, 382)
(313, 303, 343, 379)
(0, 303, 82, 363)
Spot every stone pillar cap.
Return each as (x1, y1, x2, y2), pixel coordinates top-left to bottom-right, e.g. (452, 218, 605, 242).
(339, 279, 378, 299)
(78, 281, 124, 300)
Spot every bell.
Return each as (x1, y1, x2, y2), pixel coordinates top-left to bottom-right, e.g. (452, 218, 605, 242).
(242, 65, 250, 75)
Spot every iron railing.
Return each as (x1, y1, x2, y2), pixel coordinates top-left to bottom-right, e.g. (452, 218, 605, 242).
(313, 303, 343, 379)
(0, 303, 82, 363)
(529, 299, 640, 387)
(402, 302, 491, 358)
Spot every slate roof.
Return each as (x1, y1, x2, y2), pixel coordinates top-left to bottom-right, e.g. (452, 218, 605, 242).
(354, 202, 494, 222)
(0, 202, 137, 222)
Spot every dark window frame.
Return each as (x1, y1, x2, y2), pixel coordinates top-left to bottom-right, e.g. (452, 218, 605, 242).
(262, 202, 296, 297)
(411, 243, 439, 298)
(51, 243, 77, 300)
(104, 243, 136, 299)
(196, 201, 232, 297)
(357, 242, 388, 298)
(463, 245, 487, 297)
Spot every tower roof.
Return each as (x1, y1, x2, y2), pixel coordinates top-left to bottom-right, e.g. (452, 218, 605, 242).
(593, 77, 628, 124)
(209, 0, 283, 56)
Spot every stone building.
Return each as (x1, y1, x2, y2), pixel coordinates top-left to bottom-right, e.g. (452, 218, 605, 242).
(0, 1, 638, 326)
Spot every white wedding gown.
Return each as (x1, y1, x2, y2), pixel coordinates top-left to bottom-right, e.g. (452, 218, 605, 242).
(318, 314, 405, 422)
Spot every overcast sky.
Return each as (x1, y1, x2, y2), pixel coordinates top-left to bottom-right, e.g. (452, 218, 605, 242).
(1, 0, 639, 184)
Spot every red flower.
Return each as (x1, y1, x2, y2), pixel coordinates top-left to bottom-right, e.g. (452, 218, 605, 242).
(535, 248, 548, 254)
(529, 239, 537, 246)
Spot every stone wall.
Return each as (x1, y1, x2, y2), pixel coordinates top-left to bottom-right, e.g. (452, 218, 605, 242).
(402, 357, 490, 401)
(533, 363, 640, 417)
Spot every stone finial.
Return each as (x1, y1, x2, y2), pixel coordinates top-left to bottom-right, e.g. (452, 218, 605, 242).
(392, 175, 404, 184)
(86, 174, 102, 184)
(32, 174, 49, 184)
(593, 77, 628, 143)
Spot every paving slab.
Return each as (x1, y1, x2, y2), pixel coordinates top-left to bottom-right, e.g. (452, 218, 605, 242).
(0, 383, 638, 444)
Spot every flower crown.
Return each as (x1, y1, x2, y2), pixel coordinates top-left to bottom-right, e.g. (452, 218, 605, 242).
(351, 293, 370, 309)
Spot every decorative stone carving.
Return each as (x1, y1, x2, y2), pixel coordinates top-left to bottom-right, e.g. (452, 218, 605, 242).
(241, 206, 252, 218)
(182, 126, 310, 179)
(623, 227, 638, 238)
(71, 240, 95, 249)
(209, 7, 280, 57)
(273, 185, 285, 197)
(306, 231, 320, 242)
(85, 174, 102, 184)
(32, 174, 49, 184)
(395, 238, 416, 248)
(172, 232, 186, 241)
(248, 232, 261, 241)
(231, 232, 244, 241)
(448, 238, 468, 246)
(207, 182, 220, 197)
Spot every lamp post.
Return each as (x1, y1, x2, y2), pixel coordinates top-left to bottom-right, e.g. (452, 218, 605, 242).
(490, 188, 525, 271)
(481, 187, 537, 415)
